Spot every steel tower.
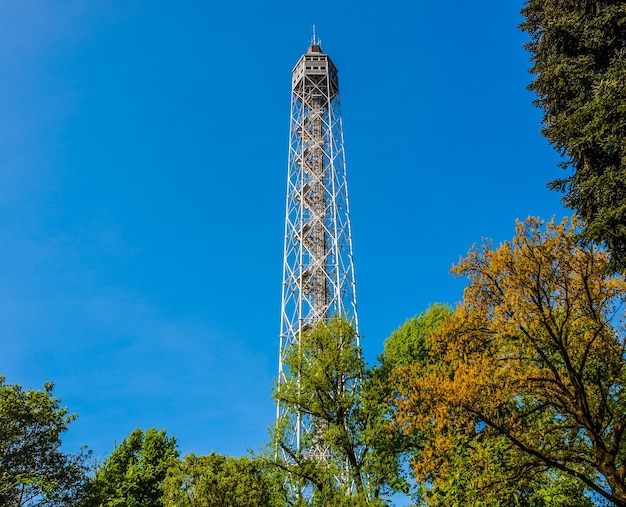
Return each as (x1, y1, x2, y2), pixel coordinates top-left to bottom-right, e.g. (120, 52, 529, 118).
(277, 32, 359, 463)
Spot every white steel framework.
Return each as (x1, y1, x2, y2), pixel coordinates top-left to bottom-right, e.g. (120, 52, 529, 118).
(277, 35, 359, 464)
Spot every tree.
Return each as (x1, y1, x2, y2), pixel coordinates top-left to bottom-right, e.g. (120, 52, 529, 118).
(381, 304, 453, 370)
(383, 306, 591, 506)
(162, 452, 285, 507)
(370, 304, 454, 504)
(520, 1, 626, 269)
(84, 427, 178, 507)
(392, 217, 626, 505)
(272, 317, 392, 506)
(0, 376, 90, 507)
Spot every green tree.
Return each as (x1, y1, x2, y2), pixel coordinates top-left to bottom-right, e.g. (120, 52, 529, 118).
(369, 304, 454, 505)
(381, 303, 453, 370)
(0, 376, 90, 507)
(380, 305, 578, 506)
(85, 427, 178, 507)
(520, 1, 626, 269)
(272, 317, 392, 506)
(162, 452, 285, 507)
(392, 217, 626, 505)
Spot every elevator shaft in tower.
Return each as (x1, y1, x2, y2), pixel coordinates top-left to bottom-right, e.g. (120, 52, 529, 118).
(299, 94, 329, 320)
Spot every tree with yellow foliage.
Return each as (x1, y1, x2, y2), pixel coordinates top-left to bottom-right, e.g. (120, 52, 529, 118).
(393, 217, 626, 506)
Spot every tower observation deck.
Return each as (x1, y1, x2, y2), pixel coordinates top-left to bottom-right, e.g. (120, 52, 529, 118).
(277, 33, 359, 478)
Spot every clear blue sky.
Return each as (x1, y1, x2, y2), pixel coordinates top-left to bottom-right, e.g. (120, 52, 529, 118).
(1, 1, 565, 463)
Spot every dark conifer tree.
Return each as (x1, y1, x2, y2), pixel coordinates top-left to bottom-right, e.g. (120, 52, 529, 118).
(521, 1, 626, 269)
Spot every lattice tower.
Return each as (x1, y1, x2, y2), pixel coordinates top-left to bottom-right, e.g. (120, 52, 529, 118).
(277, 33, 359, 470)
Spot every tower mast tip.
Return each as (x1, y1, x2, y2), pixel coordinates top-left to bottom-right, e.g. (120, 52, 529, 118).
(309, 25, 322, 52)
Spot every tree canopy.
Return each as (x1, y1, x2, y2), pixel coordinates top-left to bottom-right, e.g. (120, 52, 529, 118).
(84, 427, 179, 507)
(370, 304, 454, 503)
(0, 377, 89, 507)
(162, 452, 284, 507)
(392, 217, 626, 506)
(520, 1, 626, 269)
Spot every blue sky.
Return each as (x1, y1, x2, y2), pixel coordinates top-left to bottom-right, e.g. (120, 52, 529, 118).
(1, 0, 565, 465)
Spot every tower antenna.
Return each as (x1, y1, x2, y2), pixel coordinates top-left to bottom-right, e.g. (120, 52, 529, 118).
(311, 24, 321, 47)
